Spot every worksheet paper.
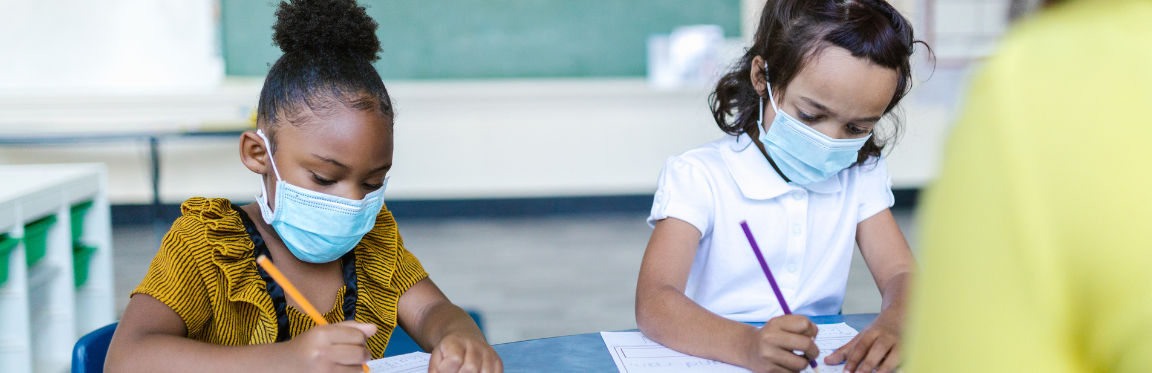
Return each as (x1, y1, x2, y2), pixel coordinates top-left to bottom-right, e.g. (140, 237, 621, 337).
(601, 323, 858, 373)
(366, 351, 431, 373)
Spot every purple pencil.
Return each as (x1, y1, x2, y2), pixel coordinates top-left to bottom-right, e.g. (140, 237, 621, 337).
(740, 220, 820, 373)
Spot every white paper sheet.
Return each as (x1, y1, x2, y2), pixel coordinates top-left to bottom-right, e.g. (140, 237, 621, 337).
(601, 323, 858, 373)
(366, 352, 431, 373)
(810, 323, 859, 373)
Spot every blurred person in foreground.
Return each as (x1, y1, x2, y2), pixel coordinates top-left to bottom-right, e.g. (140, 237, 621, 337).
(907, 0, 1152, 372)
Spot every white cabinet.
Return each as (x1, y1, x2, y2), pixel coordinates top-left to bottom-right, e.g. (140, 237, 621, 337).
(0, 164, 115, 373)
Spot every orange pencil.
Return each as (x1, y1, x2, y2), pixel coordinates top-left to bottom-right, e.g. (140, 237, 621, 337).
(256, 255, 371, 373)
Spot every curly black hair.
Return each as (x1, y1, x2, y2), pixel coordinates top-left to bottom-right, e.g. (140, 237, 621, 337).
(257, 0, 394, 146)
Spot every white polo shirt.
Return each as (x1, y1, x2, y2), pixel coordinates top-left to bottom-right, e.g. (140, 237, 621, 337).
(647, 133, 894, 321)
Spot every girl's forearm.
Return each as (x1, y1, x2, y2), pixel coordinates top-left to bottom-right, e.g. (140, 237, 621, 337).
(106, 333, 284, 373)
(411, 300, 486, 351)
(877, 271, 912, 323)
(636, 284, 759, 369)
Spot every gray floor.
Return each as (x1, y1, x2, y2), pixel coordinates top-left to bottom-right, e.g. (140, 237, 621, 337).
(113, 209, 918, 345)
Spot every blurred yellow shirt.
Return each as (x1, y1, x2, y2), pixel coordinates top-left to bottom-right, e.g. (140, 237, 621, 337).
(906, 1, 1152, 372)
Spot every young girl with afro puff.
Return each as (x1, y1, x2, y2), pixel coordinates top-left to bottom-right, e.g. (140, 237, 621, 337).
(105, 1, 502, 372)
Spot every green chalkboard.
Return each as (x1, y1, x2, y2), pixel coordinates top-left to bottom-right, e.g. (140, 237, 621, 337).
(221, 0, 741, 78)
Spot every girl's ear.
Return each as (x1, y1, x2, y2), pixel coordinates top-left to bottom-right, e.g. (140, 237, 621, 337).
(239, 130, 271, 175)
(750, 55, 769, 98)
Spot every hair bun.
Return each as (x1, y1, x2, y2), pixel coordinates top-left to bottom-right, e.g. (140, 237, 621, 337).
(272, 0, 381, 62)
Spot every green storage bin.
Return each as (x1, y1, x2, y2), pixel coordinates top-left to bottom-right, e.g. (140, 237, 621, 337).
(70, 201, 93, 242)
(23, 215, 56, 267)
(0, 234, 19, 286)
(70, 201, 97, 286)
(73, 243, 97, 287)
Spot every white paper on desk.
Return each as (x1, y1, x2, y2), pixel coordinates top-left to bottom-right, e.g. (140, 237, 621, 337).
(811, 323, 859, 373)
(601, 323, 858, 373)
(366, 351, 431, 373)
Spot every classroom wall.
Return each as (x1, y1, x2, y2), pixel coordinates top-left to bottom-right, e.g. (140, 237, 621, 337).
(0, 79, 719, 203)
(0, 0, 223, 93)
(0, 74, 961, 205)
(221, 0, 742, 78)
(0, 0, 964, 205)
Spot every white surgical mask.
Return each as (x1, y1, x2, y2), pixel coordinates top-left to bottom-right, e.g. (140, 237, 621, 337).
(255, 129, 386, 263)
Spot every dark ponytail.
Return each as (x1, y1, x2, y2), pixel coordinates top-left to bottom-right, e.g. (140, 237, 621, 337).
(709, 0, 928, 164)
(257, 0, 394, 146)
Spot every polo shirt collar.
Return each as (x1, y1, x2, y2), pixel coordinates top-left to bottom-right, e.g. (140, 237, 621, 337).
(721, 133, 842, 200)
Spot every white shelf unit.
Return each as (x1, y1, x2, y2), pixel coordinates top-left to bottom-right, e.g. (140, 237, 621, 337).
(0, 164, 115, 373)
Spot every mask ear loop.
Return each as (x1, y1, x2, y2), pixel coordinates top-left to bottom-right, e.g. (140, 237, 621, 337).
(758, 62, 766, 127)
(759, 61, 783, 128)
(757, 62, 793, 183)
(763, 61, 781, 113)
(255, 129, 283, 222)
(255, 129, 282, 182)
(758, 96, 764, 127)
(766, 86, 781, 112)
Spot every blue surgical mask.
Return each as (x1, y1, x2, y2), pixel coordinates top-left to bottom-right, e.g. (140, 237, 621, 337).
(255, 129, 386, 263)
(757, 80, 871, 185)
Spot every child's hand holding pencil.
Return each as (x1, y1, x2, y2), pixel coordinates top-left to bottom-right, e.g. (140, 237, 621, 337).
(285, 320, 378, 373)
(740, 221, 822, 373)
(740, 315, 821, 373)
(258, 255, 377, 373)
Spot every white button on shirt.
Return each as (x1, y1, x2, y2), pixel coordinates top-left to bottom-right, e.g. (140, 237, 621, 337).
(648, 133, 894, 322)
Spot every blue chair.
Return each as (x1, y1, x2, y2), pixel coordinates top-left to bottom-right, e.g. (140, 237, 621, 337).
(72, 311, 484, 372)
(72, 323, 118, 373)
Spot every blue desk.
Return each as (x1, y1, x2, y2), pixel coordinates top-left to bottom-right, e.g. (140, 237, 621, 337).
(492, 313, 878, 373)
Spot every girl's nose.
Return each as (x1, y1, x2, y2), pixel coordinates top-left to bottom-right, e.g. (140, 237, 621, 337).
(336, 183, 368, 201)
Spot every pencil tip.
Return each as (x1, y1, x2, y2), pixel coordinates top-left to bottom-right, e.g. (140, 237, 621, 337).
(256, 254, 268, 262)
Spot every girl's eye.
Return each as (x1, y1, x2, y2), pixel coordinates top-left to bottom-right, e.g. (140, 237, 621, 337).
(797, 111, 819, 121)
(847, 125, 868, 135)
(312, 174, 336, 185)
(363, 182, 384, 190)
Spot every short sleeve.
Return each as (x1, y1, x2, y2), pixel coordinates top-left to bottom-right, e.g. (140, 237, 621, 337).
(355, 212, 431, 359)
(854, 157, 895, 223)
(389, 234, 428, 293)
(647, 156, 715, 237)
(131, 218, 214, 336)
